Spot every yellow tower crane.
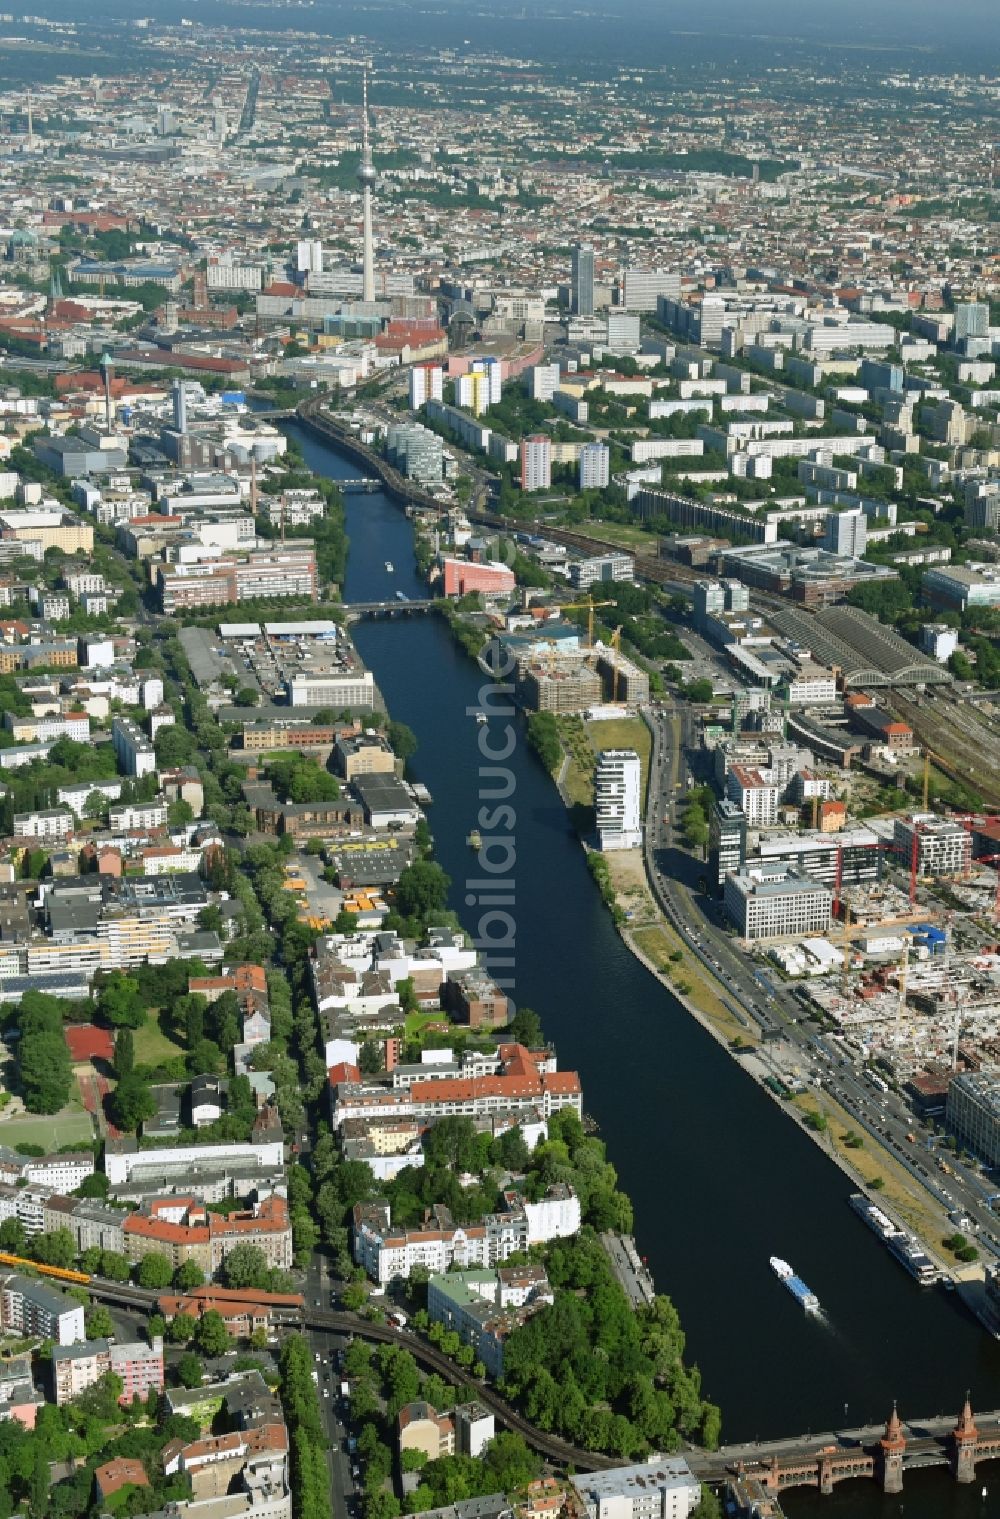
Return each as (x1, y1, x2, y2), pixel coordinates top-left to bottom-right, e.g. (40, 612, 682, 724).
(558, 599, 616, 648)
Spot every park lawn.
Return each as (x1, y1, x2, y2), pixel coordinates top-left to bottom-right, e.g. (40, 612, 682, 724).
(133, 1010, 185, 1065)
(586, 716, 652, 800)
(403, 1010, 451, 1039)
(0, 1108, 94, 1148)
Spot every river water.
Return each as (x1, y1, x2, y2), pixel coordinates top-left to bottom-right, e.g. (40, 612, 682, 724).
(286, 420, 1000, 1516)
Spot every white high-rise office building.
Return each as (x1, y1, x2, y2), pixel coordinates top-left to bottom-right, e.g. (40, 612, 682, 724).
(823, 508, 867, 558)
(571, 243, 595, 318)
(579, 443, 610, 490)
(409, 364, 443, 409)
(606, 312, 641, 349)
(621, 268, 682, 312)
(595, 749, 642, 851)
(296, 239, 323, 275)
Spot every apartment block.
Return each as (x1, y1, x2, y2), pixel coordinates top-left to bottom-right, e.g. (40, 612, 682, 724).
(353, 1186, 579, 1287)
(595, 749, 642, 851)
(0, 1273, 85, 1345)
(520, 435, 551, 492)
(579, 442, 610, 490)
(428, 1266, 553, 1378)
(893, 815, 972, 877)
(726, 764, 779, 827)
(569, 553, 634, 590)
(571, 1459, 700, 1519)
(112, 716, 157, 778)
(12, 808, 74, 841)
(109, 799, 170, 830)
(52, 1337, 164, 1406)
(158, 545, 318, 612)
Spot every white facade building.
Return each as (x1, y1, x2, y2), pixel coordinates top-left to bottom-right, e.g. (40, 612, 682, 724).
(595, 749, 642, 851)
(520, 435, 551, 493)
(579, 443, 610, 491)
(724, 864, 833, 941)
(527, 364, 560, 402)
(571, 1459, 700, 1519)
(823, 507, 868, 557)
(409, 364, 444, 409)
(112, 716, 156, 778)
(726, 764, 780, 827)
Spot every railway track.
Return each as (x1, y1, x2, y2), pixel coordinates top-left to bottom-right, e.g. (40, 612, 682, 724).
(886, 691, 1000, 808)
(83, 1281, 615, 1472)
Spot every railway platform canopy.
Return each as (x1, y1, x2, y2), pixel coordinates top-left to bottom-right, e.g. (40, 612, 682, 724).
(768, 604, 953, 689)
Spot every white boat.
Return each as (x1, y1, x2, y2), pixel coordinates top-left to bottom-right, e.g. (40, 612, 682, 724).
(385, 561, 394, 572)
(770, 1256, 820, 1312)
(475, 712, 488, 726)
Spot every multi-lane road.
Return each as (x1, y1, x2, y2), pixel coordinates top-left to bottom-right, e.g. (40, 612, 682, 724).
(640, 700, 1000, 1268)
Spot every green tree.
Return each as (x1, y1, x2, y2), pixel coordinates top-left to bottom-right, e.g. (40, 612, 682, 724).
(220, 1243, 270, 1291)
(168, 798, 195, 827)
(0, 1218, 26, 1254)
(176, 1352, 204, 1389)
(509, 1006, 544, 1049)
(387, 721, 417, 762)
(194, 1310, 231, 1358)
(526, 711, 561, 772)
(358, 1040, 384, 1076)
(108, 1073, 156, 1132)
(174, 1260, 204, 1291)
(395, 860, 450, 920)
(85, 1305, 114, 1340)
(136, 1252, 174, 1290)
(115, 1027, 134, 1077)
(19, 1025, 71, 1114)
(98, 971, 146, 1029)
(97, 1251, 131, 1282)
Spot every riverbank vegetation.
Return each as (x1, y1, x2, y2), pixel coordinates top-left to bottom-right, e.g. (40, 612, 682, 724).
(587, 851, 625, 925)
(501, 1229, 720, 1457)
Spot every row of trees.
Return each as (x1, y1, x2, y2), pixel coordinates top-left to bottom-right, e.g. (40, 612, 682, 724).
(18, 994, 73, 1113)
(279, 1335, 332, 1519)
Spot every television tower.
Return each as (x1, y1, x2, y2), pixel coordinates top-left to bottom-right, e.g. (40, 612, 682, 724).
(358, 62, 376, 303)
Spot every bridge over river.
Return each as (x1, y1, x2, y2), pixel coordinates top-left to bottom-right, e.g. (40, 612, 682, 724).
(690, 1398, 1000, 1496)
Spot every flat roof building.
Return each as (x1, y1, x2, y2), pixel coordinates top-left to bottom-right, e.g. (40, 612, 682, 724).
(571, 1459, 701, 1519)
(724, 863, 833, 942)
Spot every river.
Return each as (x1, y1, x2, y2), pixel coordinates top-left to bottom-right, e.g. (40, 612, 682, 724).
(285, 420, 1000, 1516)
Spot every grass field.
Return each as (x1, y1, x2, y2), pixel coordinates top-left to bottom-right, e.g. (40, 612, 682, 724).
(587, 716, 652, 799)
(0, 1109, 94, 1148)
(403, 1010, 450, 1039)
(555, 714, 653, 812)
(133, 1010, 185, 1066)
(631, 920, 756, 1046)
(561, 520, 661, 553)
